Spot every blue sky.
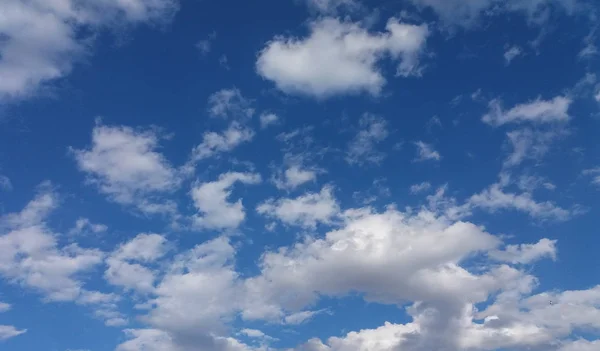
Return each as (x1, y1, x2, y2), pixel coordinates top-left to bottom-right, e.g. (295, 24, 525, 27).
(1, 0, 600, 350)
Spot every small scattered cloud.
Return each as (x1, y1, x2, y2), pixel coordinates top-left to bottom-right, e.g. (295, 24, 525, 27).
(503, 45, 522, 65)
(260, 113, 280, 129)
(410, 181, 432, 194)
(0, 325, 27, 340)
(219, 54, 230, 70)
(414, 141, 441, 162)
(273, 165, 318, 191)
(196, 31, 216, 56)
(482, 96, 571, 126)
(303, 0, 360, 14)
(69, 218, 108, 236)
(185, 122, 255, 168)
(208, 88, 254, 120)
(503, 128, 565, 168)
(257, 186, 339, 228)
(0, 175, 12, 191)
(583, 167, 600, 187)
(284, 309, 328, 325)
(346, 114, 389, 165)
(489, 238, 557, 264)
(0, 303, 9, 314)
(468, 183, 574, 221)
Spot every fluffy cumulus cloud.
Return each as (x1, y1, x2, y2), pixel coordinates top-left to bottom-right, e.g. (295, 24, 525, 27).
(483, 96, 572, 126)
(0, 0, 178, 100)
(256, 17, 429, 98)
(72, 123, 180, 214)
(257, 186, 340, 228)
(191, 172, 261, 230)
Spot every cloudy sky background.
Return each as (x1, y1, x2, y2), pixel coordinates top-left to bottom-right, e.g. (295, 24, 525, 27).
(1, 0, 600, 350)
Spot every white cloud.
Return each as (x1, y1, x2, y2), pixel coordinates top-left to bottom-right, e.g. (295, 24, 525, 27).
(196, 31, 216, 56)
(0, 188, 104, 302)
(0, 0, 178, 101)
(191, 172, 261, 230)
(583, 167, 600, 187)
(239, 328, 277, 342)
(187, 122, 255, 166)
(414, 141, 441, 161)
(105, 189, 596, 351)
(410, 182, 432, 194)
(489, 238, 557, 264)
(256, 17, 429, 98)
(482, 96, 571, 126)
(346, 114, 389, 165)
(105, 234, 168, 293)
(72, 124, 180, 214)
(123, 237, 256, 351)
(273, 165, 318, 190)
(69, 217, 107, 235)
(196, 40, 211, 55)
(259, 113, 280, 129)
(112, 233, 168, 262)
(408, 0, 579, 27)
(116, 329, 180, 351)
(284, 310, 327, 325)
(239, 328, 266, 338)
(0, 302, 10, 313)
(560, 340, 600, 351)
(245, 206, 524, 333)
(303, 0, 359, 13)
(0, 325, 26, 340)
(208, 88, 254, 120)
(504, 45, 522, 65)
(0, 175, 12, 191)
(503, 128, 562, 168)
(257, 186, 340, 228)
(468, 183, 573, 221)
